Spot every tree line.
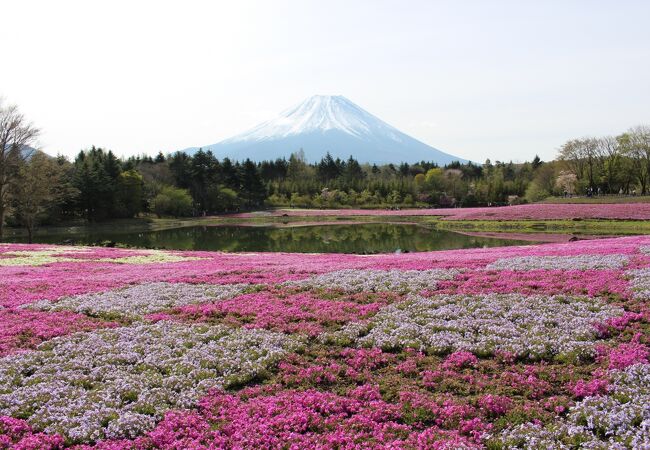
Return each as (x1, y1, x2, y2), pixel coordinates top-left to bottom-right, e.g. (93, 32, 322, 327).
(1, 99, 649, 241)
(554, 126, 650, 196)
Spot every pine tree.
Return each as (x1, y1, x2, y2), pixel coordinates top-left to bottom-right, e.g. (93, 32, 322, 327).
(169, 151, 192, 189)
(239, 159, 266, 207)
(221, 157, 240, 189)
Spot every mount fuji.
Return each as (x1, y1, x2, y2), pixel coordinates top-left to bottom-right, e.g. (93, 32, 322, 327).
(184, 95, 466, 164)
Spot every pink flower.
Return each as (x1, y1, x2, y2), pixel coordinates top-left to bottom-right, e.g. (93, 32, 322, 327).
(227, 204, 650, 221)
(0, 416, 64, 449)
(154, 291, 383, 337)
(0, 309, 116, 357)
(570, 378, 609, 398)
(478, 394, 513, 416)
(441, 351, 479, 370)
(604, 335, 649, 369)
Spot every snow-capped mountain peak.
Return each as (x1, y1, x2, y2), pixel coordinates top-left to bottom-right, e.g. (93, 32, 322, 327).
(185, 96, 467, 164)
(223, 95, 398, 143)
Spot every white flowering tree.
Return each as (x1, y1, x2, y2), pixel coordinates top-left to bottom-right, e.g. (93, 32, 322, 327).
(555, 170, 578, 195)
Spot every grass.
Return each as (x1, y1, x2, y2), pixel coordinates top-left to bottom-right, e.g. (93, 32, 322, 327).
(430, 218, 650, 235)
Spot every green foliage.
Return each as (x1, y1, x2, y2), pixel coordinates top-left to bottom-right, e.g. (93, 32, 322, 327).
(207, 185, 240, 212)
(115, 170, 144, 218)
(557, 127, 650, 195)
(239, 159, 266, 207)
(524, 182, 549, 203)
(11, 152, 71, 241)
(152, 186, 193, 217)
(6, 120, 650, 231)
(28, 138, 650, 225)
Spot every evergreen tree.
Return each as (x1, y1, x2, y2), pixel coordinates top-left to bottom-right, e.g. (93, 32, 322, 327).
(72, 151, 113, 221)
(189, 149, 220, 212)
(344, 156, 365, 183)
(169, 151, 192, 188)
(317, 152, 341, 181)
(221, 157, 240, 189)
(239, 159, 266, 207)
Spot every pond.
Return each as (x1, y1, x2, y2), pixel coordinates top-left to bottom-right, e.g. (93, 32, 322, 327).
(7, 223, 540, 254)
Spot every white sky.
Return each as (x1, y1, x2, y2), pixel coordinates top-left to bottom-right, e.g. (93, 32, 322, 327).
(2, 0, 649, 162)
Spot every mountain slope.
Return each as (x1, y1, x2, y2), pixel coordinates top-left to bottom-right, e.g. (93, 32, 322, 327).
(185, 95, 466, 164)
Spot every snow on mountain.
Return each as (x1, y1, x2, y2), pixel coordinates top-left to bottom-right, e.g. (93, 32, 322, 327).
(184, 95, 467, 164)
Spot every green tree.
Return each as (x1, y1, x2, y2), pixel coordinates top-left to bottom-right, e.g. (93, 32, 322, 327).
(72, 151, 113, 221)
(189, 149, 220, 213)
(287, 150, 312, 182)
(344, 156, 365, 184)
(168, 151, 192, 189)
(152, 186, 193, 217)
(239, 159, 266, 207)
(619, 126, 650, 194)
(11, 152, 65, 242)
(115, 169, 144, 217)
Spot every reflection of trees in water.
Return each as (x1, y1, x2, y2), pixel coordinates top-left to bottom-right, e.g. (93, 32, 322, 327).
(266, 224, 422, 253)
(25, 224, 530, 253)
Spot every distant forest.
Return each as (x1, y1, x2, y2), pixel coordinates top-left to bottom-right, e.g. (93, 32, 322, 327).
(2, 99, 650, 241)
(15, 124, 650, 220)
(8, 147, 532, 227)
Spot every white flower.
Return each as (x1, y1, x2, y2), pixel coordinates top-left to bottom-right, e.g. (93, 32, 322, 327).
(0, 321, 302, 443)
(28, 282, 253, 319)
(496, 364, 650, 448)
(330, 293, 622, 360)
(486, 254, 630, 271)
(286, 269, 459, 293)
(626, 268, 650, 300)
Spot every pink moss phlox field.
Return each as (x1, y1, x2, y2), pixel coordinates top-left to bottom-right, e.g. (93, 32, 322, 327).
(477, 394, 513, 417)
(0, 416, 64, 450)
(0, 235, 650, 448)
(593, 311, 647, 337)
(434, 269, 630, 298)
(2, 236, 648, 308)
(151, 291, 385, 336)
(441, 351, 479, 370)
(569, 376, 609, 398)
(226, 202, 650, 220)
(76, 386, 484, 449)
(278, 348, 397, 386)
(0, 309, 115, 357)
(599, 334, 650, 370)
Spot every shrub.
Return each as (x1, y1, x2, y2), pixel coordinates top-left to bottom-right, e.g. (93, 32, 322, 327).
(151, 186, 193, 217)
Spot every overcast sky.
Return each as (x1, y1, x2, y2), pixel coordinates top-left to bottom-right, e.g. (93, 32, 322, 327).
(2, 0, 649, 162)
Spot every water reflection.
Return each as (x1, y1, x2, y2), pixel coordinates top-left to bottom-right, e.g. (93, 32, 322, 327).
(13, 223, 535, 254)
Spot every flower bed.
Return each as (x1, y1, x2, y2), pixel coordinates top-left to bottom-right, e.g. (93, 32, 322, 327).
(329, 294, 622, 360)
(495, 363, 650, 449)
(152, 290, 388, 337)
(285, 268, 459, 293)
(0, 236, 648, 448)
(226, 202, 650, 220)
(0, 322, 300, 444)
(29, 282, 252, 320)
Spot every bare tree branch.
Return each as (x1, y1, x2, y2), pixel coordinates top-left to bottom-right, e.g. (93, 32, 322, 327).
(0, 98, 40, 237)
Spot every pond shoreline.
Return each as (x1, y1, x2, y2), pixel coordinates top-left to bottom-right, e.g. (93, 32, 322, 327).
(3, 213, 650, 245)
(1, 222, 546, 254)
